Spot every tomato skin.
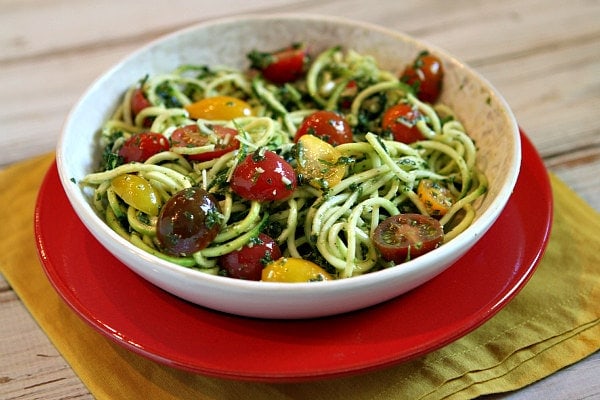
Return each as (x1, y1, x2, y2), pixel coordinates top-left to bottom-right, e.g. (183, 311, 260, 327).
(130, 88, 153, 127)
(261, 257, 332, 282)
(170, 124, 240, 162)
(118, 132, 170, 163)
(219, 233, 282, 280)
(156, 187, 222, 256)
(372, 213, 444, 264)
(248, 45, 307, 84)
(295, 134, 346, 190)
(230, 150, 297, 202)
(294, 111, 353, 146)
(130, 88, 152, 116)
(111, 174, 162, 216)
(401, 52, 444, 103)
(381, 103, 425, 144)
(185, 96, 252, 120)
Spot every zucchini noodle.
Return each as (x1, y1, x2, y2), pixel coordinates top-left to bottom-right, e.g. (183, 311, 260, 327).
(79, 45, 487, 279)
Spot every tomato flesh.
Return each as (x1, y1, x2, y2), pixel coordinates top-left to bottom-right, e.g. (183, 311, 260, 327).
(219, 233, 282, 280)
(248, 45, 307, 84)
(118, 132, 170, 163)
(156, 187, 222, 256)
(261, 257, 332, 282)
(185, 96, 252, 120)
(294, 110, 353, 146)
(381, 103, 425, 144)
(372, 213, 443, 263)
(170, 124, 239, 162)
(401, 52, 444, 103)
(230, 150, 297, 201)
(417, 179, 454, 217)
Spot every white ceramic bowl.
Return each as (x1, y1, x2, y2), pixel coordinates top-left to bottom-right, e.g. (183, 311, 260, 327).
(57, 14, 520, 319)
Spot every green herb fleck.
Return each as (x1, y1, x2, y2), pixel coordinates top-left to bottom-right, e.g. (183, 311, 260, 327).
(205, 209, 224, 229)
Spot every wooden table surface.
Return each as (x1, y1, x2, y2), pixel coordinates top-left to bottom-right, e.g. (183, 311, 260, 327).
(1, 1, 598, 399)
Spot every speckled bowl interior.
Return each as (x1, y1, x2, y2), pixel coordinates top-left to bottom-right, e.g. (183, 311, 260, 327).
(57, 14, 520, 319)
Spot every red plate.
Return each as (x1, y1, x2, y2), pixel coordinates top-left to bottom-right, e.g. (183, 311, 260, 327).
(35, 131, 552, 382)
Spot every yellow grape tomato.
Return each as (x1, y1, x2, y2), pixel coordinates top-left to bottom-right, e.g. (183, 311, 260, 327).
(417, 179, 454, 217)
(295, 134, 346, 190)
(185, 96, 252, 120)
(261, 257, 332, 282)
(111, 174, 162, 216)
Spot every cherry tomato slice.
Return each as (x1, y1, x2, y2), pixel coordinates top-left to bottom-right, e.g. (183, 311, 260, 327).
(294, 110, 353, 146)
(170, 124, 240, 162)
(111, 174, 162, 216)
(130, 88, 151, 116)
(185, 96, 252, 120)
(118, 132, 170, 163)
(219, 233, 282, 280)
(295, 134, 346, 190)
(372, 213, 443, 264)
(381, 103, 425, 144)
(230, 149, 296, 201)
(261, 257, 332, 282)
(156, 187, 222, 256)
(401, 52, 444, 103)
(417, 179, 454, 217)
(230, 150, 297, 202)
(130, 88, 153, 128)
(248, 45, 307, 84)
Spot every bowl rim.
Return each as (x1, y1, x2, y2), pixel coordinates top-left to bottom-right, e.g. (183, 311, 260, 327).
(56, 13, 521, 296)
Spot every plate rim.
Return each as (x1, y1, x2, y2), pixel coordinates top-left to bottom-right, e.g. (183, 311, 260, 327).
(34, 130, 552, 382)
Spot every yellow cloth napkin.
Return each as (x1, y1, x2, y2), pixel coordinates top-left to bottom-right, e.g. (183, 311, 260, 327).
(1, 153, 599, 400)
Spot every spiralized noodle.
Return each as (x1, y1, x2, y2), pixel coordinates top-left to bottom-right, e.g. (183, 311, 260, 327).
(80, 46, 487, 279)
